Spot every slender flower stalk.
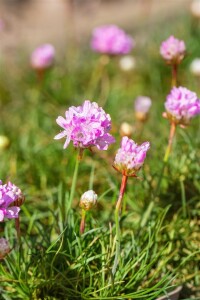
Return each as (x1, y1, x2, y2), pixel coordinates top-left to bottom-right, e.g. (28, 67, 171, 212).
(171, 63, 178, 87)
(163, 121, 176, 162)
(112, 174, 128, 276)
(112, 137, 150, 276)
(79, 190, 97, 234)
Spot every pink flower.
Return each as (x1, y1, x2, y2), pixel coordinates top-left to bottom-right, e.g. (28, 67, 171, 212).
(164, 86, 200, 125)
(134, 96, 152, 114)
(30, 44, 55, 70)
(160, 35, 186, 64)
(54, 100, 115, 150)
(91, 25, 134, 55)
(0, 180, 24, 222)
(114, 136, 150, 176)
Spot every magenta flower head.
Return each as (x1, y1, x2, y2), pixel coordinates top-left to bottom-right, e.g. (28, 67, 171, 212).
(160, 35, 186, 65)
(114, 136, 150, 176)
(0, 180, 24, 222)
(164, 86, 200, 126)
(30, 44, 55, 70)
(54, 100, 115, 151)
(91, 25, 134, 55)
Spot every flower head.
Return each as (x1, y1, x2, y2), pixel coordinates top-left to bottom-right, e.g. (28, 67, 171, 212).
(0, 180, 24, 222)
(0, 238, 10, 259)
(164, 86, 200, 126)
(80, 190, 98, 211)
(91, 25, 134, 55)
(30, 44, 55, 70)
(134, 96, 152, 121)
(54, 100, 115, 150)
(114, 136, 150, 176)
(160, 35, 186, 65)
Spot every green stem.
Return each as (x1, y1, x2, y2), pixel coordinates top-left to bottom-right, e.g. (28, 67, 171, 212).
(15, 217, 21, 244)
(180, 177, 187, 218)
(164, 122, 176, 163)
(112, 175, 128, 277)
(142, 122, 177, 227)
(171, 64, 178, 87)
(67, 151, 81, 213)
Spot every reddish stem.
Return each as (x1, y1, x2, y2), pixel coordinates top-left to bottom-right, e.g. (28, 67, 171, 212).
(116, 175, 128, 211)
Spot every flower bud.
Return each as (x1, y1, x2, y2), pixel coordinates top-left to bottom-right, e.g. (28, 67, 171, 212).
(80, 190, 98, 211)
(190, 58, 200, 76)
(0, 238, 10, 259)
(119, 55, 136, 72)
(190, 0, 200, 18)
(0, 135, 10, 150)
(119, 122, 134, 137)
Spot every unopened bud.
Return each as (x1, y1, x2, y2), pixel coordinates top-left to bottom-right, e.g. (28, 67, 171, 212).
(119, 122, 134, 137)
(80, 190, 97, 211)
(0, 238, 10, 259)
(0, 135, 10, 150)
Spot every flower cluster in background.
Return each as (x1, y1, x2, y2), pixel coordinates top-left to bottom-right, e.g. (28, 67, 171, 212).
(91, 24, 134, 55)
(30, 44, 55, 70)
(160, 35, 186, 65)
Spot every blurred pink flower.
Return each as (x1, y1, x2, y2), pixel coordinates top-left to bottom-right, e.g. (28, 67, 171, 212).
(91, 25, 134, 55)
(134, 96, 152, 114)
(0, 181, 24, 222)
(30, 44, 55, 70)
(160, 35, 186, 65)
(164, 86, 200, 125)
(54, 100, 115, 150)
(114, 136, 150, 176)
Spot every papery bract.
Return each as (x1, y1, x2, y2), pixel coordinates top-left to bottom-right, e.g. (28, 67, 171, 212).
(91, 25, 134, 55)
(0, 180, 24, 222)
(164, 86, 200, 125)
(31, 44, 55, 70)
(80, 190, 98, 211)
(160, 35, 186, 65)
(114, 136, 150, 176)
(54, 100, 115, 150)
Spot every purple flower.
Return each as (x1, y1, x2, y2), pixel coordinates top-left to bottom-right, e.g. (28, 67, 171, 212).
(54, 100, 115, 150)
(91, 25, 134, 55)
(160, 35, 186, 64)
(30, 44, 55, 70)
(164, 86, 200, 125)
(114, 136, 150, 176)
(0, 180, 24, 222)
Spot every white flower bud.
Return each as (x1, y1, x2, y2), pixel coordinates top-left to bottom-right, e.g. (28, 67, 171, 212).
(80, 190, 98, 211)
(119, 55, 136, 71)
(119, 122, 134, 137)
(190, 58, 200, 76)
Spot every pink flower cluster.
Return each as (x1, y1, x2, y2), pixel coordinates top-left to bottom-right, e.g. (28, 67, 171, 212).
(114, 136, 150, 176)
(164, 86, 200, 125)
(0, 181, 24, 222)
(160, 35, 186, 64)
(91, 25, 134, 55)
(30, 44, 55, 70)
(54, 100, 115, 150)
